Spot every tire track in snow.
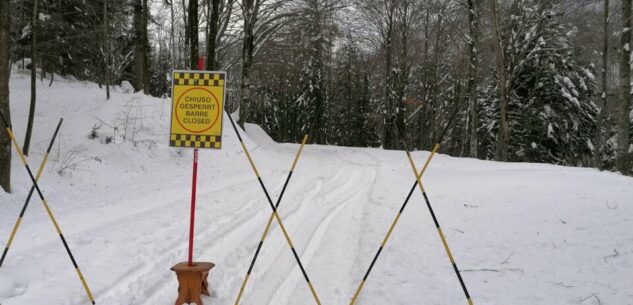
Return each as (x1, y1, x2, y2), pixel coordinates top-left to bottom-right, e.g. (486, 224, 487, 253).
(62, 178, 269, 305)
(258, 166, 377, 305)
(9, 165, 315, 305)
(0, 173, 259, 258)
(98, 167, 326, 305)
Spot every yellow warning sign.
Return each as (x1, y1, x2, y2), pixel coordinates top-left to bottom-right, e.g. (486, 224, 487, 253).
(170, 70, 225, 149)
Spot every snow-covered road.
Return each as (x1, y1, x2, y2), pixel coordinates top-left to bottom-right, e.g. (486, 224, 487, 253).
(1, 71, 633, 305)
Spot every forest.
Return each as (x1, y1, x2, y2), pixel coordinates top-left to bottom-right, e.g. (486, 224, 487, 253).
(1, 0, 632, 193)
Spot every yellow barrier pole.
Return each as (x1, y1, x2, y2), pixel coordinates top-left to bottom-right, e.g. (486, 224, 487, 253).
(226, 112, 322, 305)
(1, 118, 63, 267)
(0, 112, 96, 304)
(347, 145, 439, 305)
(233, 134, 308, 305)
(348, 109, 459, 305)
(401, 140, 474, 305)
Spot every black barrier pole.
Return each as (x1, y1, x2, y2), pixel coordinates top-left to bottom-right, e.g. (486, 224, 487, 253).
(399, 109, 475, 305)
(226, 111, 322, 305)
(1, 118, 63, 267)
(232, 102, 323, 305)
(348, 108, 459, 305)
(0, 112, 96, 304)
(232, 134, 308, 305)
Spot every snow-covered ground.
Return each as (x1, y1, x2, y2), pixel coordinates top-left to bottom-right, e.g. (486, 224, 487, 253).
(1, 70, 632, 305)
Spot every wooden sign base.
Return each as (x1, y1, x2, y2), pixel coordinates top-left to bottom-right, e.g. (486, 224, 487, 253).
(171, 262, 215, 305)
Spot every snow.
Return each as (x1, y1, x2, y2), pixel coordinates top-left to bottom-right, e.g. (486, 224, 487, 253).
(1, 70, 633, 305)
(560, 87, 580, 108)
(547, 123, 554, 138)
(38, 13, 50, 22)
(543, 105, 552, 116)
(562, 77, 575, 90)
(19, 25, 31, 40)
(120, 81, 134, 94)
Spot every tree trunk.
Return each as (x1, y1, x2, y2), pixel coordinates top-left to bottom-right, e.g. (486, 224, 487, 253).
(239, 0, 256, 128)
(182, 0, 189, 69)
(304, 0, 327, 144)
(133, 0, 145, 92)
(489, 0, 509, 161)
(382, 3, 395, 150)
(594, 0, 609, 169)
(206, 0, 220, 70)
(104, 0, 111, 100)
(428, 11, 444, 146)
(170, 0, 176, 70)
(617, 0, 632, 174)
(417, 7, 430, 150)
(23, 0, 38, 156)
(0, 0, 11, 192)
(395, 0, 410, 149)
(467, 0, 479, 158)
(188, 0, 199, 70)
(142, 0, 149, 94)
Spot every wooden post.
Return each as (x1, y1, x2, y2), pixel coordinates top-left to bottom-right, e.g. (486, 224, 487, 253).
(171, 262, 215, 305)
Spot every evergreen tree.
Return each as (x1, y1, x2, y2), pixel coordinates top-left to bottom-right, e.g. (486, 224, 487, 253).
(482, 0, 597, 165)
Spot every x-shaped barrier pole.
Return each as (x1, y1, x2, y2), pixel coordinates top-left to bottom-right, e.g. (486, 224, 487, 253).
(1, 118, 63, 266)
(348, 108, 474, 305)
(226, 112, 322, 305)
(233, 133, 309, 305)
(0, 112, 96, 304)
(401, 132, 475, 305)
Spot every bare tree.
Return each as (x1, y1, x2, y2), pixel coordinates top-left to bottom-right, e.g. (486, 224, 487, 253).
(489, 0, 508, 161)
(355, 0, 398, 149)
(206, 0, 221, 70)
(416, 6, 431, 150)
(617, 0, 632, 174)
(188, 0, 199, 69)
(182, 0, 190, 68)
(23, 0, 38, 156)
(104, 0, 111, 100)
(237, 0, 293, 127)
(467, 0, 479, 158)
(394, 0, 417, 149)
(594, 0, 609, 169)
(238, 0, 258, 127)
(134, 0, 149, 93)
(169, 0, 176, 69)
(142, 0, 150, 93)
(0, 0, 11, 192)
(134, 0, 143, 91)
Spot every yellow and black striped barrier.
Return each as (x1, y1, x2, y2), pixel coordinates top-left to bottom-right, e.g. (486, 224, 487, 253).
(348, 109, 464, 305)
(348, 144, 439, 305)
(0, 118, 63, 267)
(402, 141, 475, 305)
(226, 112, 322, 305)
(233, 134, 308, 305)
(0, 112, 96, 305)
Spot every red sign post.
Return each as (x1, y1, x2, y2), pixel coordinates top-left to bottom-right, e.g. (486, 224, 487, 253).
(171, 56, 223, 305)
(188, 56, 205, 266)
(188, 149, 198, 266)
